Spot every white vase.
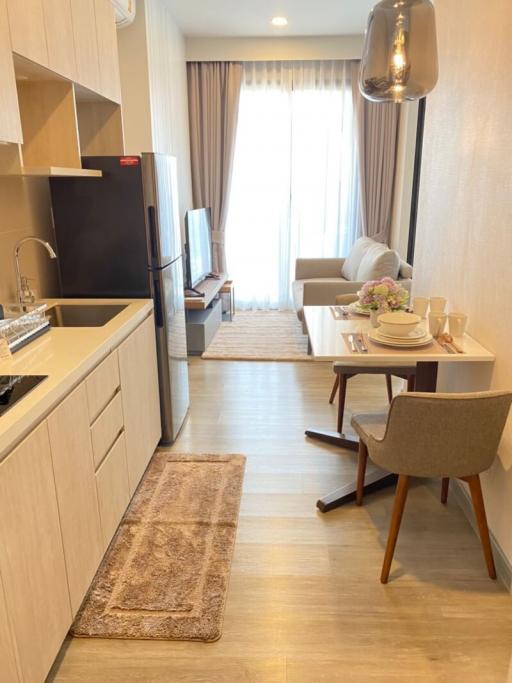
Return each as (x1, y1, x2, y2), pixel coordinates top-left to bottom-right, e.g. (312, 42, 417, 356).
(370, 310, 380, 328)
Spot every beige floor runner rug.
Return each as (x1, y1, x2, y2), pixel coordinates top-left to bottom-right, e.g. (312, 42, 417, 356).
(72, 452, 246, 642)
(202, 310, 311, 361)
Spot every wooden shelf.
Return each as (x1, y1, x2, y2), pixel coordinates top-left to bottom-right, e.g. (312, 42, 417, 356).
(20, 166, 102, 177)
(185, 273, 228, 310)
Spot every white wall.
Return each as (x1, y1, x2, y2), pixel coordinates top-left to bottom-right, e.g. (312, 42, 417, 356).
(116, 5, 153, 155)
(185, 35, 364, 62)
(118, 0, 193, 226)
(414, 0, 512, 573)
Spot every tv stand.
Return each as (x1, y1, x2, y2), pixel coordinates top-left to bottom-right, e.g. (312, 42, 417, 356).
(184, 287, 205, 298)
(184, 273, 227, 355)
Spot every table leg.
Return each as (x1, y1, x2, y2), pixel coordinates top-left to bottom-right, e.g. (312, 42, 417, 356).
(317, 471, 398, 512)
(309, 361, 439, 513)
(414, 361, 438, 391)
(305, 429, 358, 451)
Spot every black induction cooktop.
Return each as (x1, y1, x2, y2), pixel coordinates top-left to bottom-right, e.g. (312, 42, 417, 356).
(0, 376, 48, 417)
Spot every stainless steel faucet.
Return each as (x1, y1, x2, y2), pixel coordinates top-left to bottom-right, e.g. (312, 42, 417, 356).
(13, 237, 57, 306)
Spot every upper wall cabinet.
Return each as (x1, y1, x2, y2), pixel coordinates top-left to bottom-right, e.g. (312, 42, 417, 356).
(0, 0, 22, 143)
(6, 0, 48, 67)
(43, 0, 77, 80)
(8, 0, 121, 104)
(94, 0, 122, 103)
(70, 0, 101, 93)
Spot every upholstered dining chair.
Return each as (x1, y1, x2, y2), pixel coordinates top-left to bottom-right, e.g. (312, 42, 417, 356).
(351, 391, 512, 583)
(329, 293, 416, 433)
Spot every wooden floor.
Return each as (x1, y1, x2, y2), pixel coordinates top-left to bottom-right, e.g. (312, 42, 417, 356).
(50, 359, 512, 682)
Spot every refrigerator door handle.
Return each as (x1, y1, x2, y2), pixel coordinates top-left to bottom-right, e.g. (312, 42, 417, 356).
(147, 205, 159, 267)
(153, 277, 164, 328)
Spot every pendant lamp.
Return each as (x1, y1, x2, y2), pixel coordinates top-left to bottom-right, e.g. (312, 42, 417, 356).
(359, 0, 438, 103)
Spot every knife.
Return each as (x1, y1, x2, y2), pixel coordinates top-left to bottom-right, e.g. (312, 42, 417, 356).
(357, 334, 368, 353)
(352, 335, 364, 353)
(348, 334, 357, 353)
(440, 341, 456, 354)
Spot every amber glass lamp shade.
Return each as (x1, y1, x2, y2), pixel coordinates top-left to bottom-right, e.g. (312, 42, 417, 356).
(359, 0, 438, 103)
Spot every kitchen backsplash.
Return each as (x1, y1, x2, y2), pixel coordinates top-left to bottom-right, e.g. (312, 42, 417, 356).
(0, 176, 59, 303)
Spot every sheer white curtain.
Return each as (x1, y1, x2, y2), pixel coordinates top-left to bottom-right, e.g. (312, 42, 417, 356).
(225, 60, 361, 310)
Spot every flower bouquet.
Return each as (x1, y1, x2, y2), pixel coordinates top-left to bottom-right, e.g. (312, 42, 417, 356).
(357, 277, 409, 325)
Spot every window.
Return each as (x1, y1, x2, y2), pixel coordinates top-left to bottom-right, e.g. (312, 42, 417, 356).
(225, 60, 361, 309)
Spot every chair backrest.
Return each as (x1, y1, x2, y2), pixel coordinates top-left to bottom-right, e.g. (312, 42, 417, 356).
(335, 293, 358, 306)
(367, 391, 512, 478)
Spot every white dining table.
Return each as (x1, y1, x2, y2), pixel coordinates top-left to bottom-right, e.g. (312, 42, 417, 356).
(303, 306, 496, 513)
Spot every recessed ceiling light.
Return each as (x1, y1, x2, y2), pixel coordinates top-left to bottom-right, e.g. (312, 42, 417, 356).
(271, 16, 288, 27)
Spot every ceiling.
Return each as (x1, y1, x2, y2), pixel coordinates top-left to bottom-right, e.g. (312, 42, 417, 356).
(165, 0, 375, 37)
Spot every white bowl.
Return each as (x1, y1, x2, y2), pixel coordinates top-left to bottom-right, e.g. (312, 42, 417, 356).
(377, 311, 421, 338)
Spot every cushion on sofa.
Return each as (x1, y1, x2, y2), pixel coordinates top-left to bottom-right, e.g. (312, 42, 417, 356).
(356, 242, 400, 282)
(293, 278, 349, 321)
(341, 237, 374, 281)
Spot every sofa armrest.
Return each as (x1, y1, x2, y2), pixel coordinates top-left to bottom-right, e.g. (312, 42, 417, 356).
(295, 258, 345, 280)
(397, 278, 412, 293)
(303, 280, 365, 306)
(399, 260, 413, 279)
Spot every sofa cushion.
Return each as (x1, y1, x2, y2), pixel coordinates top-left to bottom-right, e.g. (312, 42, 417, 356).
(341, 237, 374, 281)
(356, 242, 400, 282)
(293, 278, 348, 320)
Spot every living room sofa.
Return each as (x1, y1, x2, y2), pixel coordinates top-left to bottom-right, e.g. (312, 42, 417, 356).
(293, 237, 413, 330)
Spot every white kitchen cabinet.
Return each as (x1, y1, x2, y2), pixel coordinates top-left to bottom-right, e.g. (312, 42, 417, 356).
(94, 0, 122, 102)
(0, 423, 72, 683)
(0, 0, 22, 143)
(118, 314, 162, 494)
(70, 0, 101, 93)
(43, 0, 77, 80)
(47, 383, 104, 616)
(95, 431, 130, 549)
(6, 0, 48, 66)
(0, 570, 19, 683)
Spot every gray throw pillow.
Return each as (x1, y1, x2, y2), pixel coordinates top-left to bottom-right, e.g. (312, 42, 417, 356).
(356, 243, 400, 282)
(341, 237, 374, 281)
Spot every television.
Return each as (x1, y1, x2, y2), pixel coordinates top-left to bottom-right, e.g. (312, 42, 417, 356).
(185, 208, 213, 289)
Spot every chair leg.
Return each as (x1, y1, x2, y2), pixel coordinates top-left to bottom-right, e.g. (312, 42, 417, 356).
(329, 375, 339, 404)
(464, 475, 497, 580)
(356, 441, 369, 506)
(337, 375, 348, 434)
(407, 375, 416, 392)
(385, 374, 393, 403)
(441, 478, 449, 504)
(381, 474, 409, 584)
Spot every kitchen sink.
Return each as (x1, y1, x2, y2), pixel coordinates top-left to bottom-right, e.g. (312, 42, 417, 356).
(46, 304, 127, 328)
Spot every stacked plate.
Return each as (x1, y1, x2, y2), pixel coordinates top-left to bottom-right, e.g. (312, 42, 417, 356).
(369, 327, 433, 348)
(348, 302, 369, 316)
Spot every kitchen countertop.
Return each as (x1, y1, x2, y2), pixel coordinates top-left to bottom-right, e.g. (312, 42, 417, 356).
(0, 298, 154, 461)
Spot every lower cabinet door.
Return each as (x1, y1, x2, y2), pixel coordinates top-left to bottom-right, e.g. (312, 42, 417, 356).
(118, 314, 162, 494)
(0, 423, 72, 683)
(0, 570, 19, 682)
(47, 383, 104, 616)
(95, 431, 130, 549)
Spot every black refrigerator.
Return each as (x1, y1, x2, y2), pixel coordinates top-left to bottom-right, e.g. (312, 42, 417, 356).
(49, 154, 189, 444)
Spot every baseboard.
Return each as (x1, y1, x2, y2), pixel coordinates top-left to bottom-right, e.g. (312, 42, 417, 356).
(451, 480, 512, 592)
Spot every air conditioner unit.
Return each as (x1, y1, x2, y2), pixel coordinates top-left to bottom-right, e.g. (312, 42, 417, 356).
(111, 0, 136, 28)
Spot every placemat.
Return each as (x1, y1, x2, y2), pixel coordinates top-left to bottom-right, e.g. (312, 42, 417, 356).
(329, 306, 368, 321)
(341, 333, 451, 355)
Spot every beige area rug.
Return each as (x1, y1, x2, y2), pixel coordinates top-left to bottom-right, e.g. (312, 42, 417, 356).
(71, 452, 246, 642)
(202, 310, 311, 361)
